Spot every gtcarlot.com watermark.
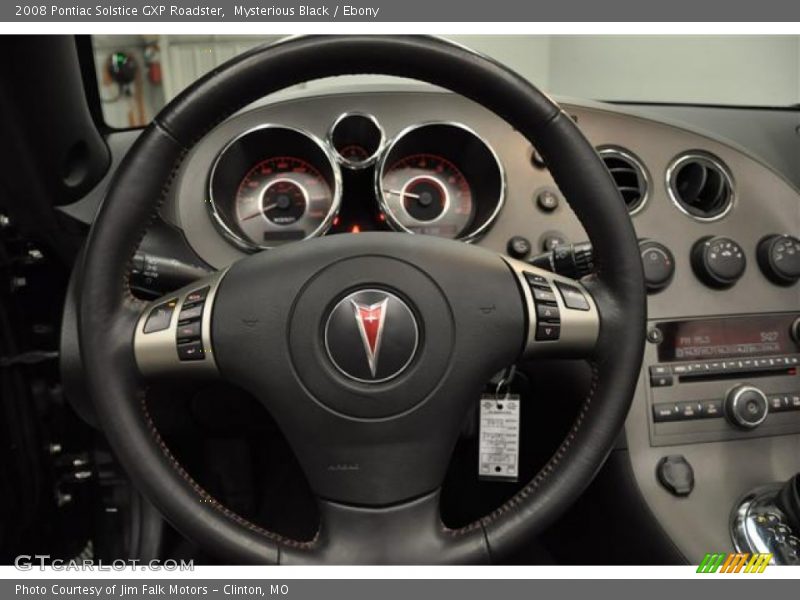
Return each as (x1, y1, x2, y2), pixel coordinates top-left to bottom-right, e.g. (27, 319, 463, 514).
(14, 554, 194, 572)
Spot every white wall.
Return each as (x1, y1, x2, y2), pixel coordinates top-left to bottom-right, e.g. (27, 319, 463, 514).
(94, 35, 800, 128)
(547, 35, 800, 106)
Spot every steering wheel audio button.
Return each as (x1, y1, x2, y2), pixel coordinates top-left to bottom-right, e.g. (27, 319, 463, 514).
(531, 286, 557, 303)
(536, 323, 561, 341)
(143, 299, 177, 333)
(536, 303, 560, 322)
(555, 281, 590, 311)
(177, 341, 204, 361)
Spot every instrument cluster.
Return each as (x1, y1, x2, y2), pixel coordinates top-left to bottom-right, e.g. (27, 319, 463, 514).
(208, 115, 505, 250)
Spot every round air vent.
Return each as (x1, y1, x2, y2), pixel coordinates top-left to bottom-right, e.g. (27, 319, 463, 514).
(667, 152, 734, 221)
(598, 147, 649, 215)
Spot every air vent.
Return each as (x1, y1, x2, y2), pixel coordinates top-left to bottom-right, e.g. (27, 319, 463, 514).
(598, 147, 649, 214)
(667, 152, 734, 221)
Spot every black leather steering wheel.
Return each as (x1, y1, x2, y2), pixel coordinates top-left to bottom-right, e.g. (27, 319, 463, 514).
(79, 35, 646, 564)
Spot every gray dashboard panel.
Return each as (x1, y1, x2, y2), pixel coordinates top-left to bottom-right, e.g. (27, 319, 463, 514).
(168, 90, 800, 320)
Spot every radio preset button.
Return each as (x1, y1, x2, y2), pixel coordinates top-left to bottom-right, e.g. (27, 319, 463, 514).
(702, 400, 723, 417)
(653, 404, 681, 422)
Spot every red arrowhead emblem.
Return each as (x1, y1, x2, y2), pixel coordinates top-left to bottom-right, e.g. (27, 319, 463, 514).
(351, 298, 388, 377)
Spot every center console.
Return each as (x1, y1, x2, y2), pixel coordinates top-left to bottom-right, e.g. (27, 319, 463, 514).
(647, 313, 800, 446)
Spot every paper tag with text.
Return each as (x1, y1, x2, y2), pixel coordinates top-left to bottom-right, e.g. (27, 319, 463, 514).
(478, 395, 520, 482)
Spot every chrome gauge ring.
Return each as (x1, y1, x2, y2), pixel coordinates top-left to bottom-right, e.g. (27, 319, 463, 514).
(208, 124, 343, 251)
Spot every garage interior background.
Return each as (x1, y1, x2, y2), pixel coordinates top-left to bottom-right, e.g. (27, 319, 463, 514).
(93, 35, 800, 129)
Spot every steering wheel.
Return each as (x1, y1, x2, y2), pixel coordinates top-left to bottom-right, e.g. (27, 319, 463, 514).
(79, 36, 646, 564)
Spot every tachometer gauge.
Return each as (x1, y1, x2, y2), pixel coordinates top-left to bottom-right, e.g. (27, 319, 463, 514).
(381, 154, 474, 238)
(377, 122, 504, 241)
(209, 126, 341, 250)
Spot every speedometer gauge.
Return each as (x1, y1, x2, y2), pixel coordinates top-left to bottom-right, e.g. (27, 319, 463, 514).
(235, 156, 333, 244)
(209, 125, 341, 251)
(381, 154, 474, 237)
(377, 122, 504, 241)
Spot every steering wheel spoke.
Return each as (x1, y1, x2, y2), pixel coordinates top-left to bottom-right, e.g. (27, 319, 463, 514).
(503, 258, 600, 360)
(133, 270, 226, 379)
(283, 490, 490, 564)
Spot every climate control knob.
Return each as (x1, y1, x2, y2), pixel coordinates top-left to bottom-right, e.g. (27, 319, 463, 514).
(757, 234, 800, 286)
(691, 236, 746, 288)
(725, 384, 769, 430)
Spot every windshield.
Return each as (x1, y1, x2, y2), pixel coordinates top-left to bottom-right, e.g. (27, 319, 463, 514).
(92, 35, 800, 128)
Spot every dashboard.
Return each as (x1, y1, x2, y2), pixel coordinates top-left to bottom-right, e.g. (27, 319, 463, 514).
(64, 83, 800, 564)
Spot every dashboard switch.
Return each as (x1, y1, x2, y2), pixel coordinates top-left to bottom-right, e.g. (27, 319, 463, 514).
(536, 190, 559, 212)
(657, 455, 695, 497)
(639, 240, 675, 293)
(507, 236, 532, 259)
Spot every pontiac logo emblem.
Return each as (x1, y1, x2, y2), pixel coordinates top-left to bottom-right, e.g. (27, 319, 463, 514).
(324, 289, 419, 383)
(351, 298, 388, 378)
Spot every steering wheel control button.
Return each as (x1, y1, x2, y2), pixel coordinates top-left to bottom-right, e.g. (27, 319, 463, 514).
(143, 299, 177, 334)
(177, 341, 204, 361)
(535, 323, 561, 341)
(536, 303, 560, 322)
(757, 234, 800, 286)
(639, 240, 675, 293)
(324, 289, 419, 383)
(725, 384, 769, 429)
(178, 302, 203, 322)
(176, 321, 201, 342)
(691, 235, 746, 288)
(555, 281, 590, 311)
(524, 272, 549, 287)
(506, 236, 532, 259)
(656, 455, 695, 497)
(522, 273, 563, 342)
(185, 286, 210, 304)
(531, 286, 557, 304)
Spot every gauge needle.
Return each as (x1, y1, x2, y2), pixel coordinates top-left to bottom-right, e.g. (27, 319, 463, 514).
(385, 189, 420, 199)
(240, 203, 277, 221)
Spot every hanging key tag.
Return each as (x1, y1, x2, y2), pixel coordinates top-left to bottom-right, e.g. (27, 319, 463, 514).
(478, 369, 520, 482)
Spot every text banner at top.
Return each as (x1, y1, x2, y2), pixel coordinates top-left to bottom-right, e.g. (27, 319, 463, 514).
(3, 0, 800, 22)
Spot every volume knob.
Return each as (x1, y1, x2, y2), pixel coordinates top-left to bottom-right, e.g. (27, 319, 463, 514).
(724, 385, 768, 430)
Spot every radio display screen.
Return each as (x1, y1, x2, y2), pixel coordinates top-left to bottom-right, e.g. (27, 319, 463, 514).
(656, 314, 799, 362)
